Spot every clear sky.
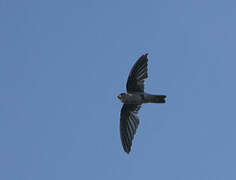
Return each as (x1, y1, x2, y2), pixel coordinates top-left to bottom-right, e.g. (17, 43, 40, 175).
(1, 0, 236, 179)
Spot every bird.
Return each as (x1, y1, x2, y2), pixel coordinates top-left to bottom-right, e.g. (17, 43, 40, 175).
(117, 53, 166, 154)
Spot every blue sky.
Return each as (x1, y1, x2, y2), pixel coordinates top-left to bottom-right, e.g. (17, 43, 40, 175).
(1, 0, 236, 179)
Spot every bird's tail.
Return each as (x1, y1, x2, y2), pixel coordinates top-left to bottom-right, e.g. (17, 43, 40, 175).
(150, 95, 166, 103)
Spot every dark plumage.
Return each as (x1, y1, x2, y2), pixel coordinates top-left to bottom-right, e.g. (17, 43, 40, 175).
(118, 54, 166, 154)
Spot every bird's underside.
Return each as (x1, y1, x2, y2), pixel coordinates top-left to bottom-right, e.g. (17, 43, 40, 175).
(118, 53, 166, 154)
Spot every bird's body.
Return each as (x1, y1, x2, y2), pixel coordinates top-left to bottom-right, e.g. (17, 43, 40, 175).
(118, 92, 166, 104)
(118, 53, 167, 154)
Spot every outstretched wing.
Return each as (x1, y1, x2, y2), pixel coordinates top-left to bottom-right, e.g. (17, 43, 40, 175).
(120, 104, 141, 154)
(126, 54, 148, 93)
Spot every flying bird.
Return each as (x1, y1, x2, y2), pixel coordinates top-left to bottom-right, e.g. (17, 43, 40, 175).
(117, 53, 166, 154)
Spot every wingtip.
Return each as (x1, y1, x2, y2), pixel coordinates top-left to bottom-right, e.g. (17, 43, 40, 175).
(125, 150, 130, 154)
(124, 146, 131, 154)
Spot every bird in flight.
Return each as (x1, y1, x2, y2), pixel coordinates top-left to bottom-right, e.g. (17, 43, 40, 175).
(117, 53, 166, 154)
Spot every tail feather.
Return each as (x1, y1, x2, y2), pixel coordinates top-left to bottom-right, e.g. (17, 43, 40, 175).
(151, 95, 166, 103)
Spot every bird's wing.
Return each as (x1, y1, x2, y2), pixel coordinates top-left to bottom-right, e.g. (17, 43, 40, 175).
(126, 54, 148, 93)
(120, 104, 141, 154)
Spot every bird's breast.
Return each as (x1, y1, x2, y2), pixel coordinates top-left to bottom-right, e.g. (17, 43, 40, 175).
(124, 94, 143, 104)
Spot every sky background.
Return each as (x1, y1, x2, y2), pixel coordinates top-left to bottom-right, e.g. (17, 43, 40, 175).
(1, 0, 236, 179)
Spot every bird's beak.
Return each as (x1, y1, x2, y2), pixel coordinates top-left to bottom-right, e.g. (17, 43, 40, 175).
(117, 95, 121, 99)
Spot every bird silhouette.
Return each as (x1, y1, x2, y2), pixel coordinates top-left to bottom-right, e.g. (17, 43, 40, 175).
(118, 54, 166, 154)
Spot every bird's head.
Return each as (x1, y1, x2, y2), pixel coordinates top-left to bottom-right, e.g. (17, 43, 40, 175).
(117, 93, 126, 103)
